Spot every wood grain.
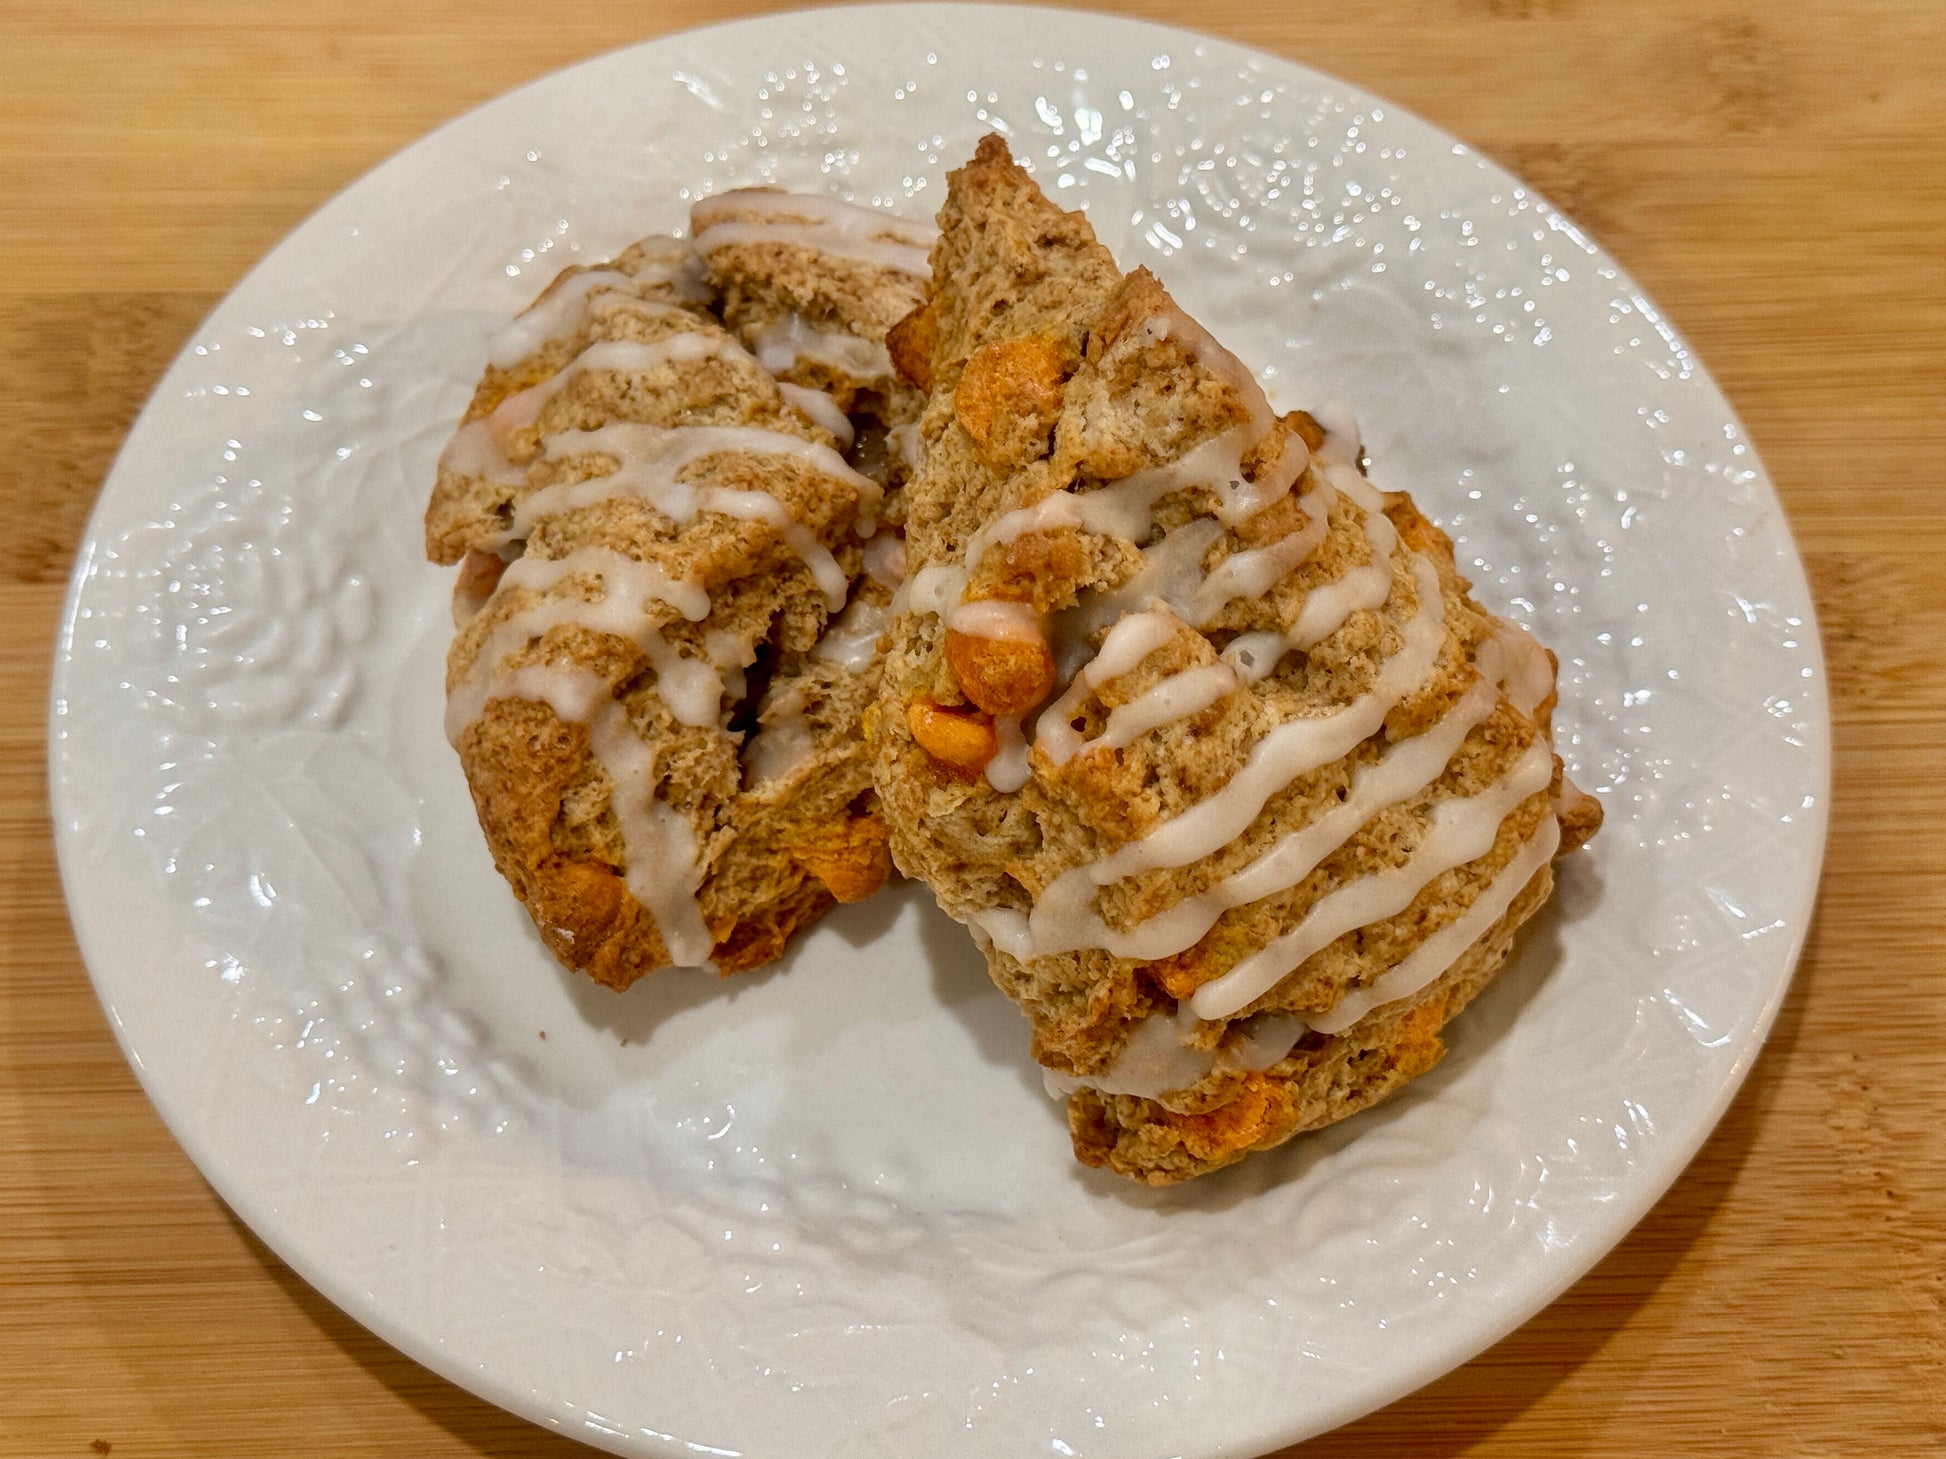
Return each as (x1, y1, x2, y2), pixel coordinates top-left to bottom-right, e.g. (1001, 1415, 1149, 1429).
(2, 2, 1941, 1455)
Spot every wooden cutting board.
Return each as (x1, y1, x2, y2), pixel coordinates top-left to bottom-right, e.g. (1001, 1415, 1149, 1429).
(3, 2, 1940, 1455)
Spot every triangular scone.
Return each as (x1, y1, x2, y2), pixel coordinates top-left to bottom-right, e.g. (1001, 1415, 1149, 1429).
(870, 137, 1601, 1183)
(431, 202, 927, 988)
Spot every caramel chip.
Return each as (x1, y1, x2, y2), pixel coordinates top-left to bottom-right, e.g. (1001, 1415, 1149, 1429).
(944, 624, 1056, 717)
(906, 698, 998, 776)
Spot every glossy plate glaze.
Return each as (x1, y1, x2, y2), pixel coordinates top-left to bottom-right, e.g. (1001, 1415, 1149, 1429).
(49, 7, 1828, 1456)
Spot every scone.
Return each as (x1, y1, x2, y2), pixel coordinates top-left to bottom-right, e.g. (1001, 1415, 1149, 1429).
(870, 137, 1601, 1183)
(428, 194, 931, 987)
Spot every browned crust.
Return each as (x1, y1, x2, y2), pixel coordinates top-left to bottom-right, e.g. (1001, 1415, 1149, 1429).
(712, 878, 837, 977)
(457, 700, 676, 991)
(886, 304, 937, 391)
(787, 813, 894, 905)
(1068, 858, 1556, 1183)
(1558, 775, 1605, 853)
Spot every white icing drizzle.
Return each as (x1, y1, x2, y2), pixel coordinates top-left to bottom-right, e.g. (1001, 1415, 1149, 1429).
(1028, 466, 1404, 767)
(1136, 308, 1309, 524)
(505, 542, 711, 622)
(911, 444, 1374, 737)
(940, 463, 1193, 603)
(487, 269, 634, 370)
(1220, 631, 1289, 685)
(1307, 814, 1561, 1036)
(691, 190, 938, 277)
(1095, 663, 1241, 752)
(863, 531, 906, 588)
(900, 560, 964, 617)
(484, 247, 712, 371)
(980, 554, 1447, 955)
(511, 334, 740, 428)
(492, 661, 605, 725)
(459, 661, 713, 966)
(445, 546, 723, 743)
(1310, 402, 1363, 468)
(1035, 608, 1185, 764)
(510, 422, 875, 611)
(1553, 773, 1588, 822)
(887, 421, 924, 476)
(1044, 1005, 1204, 1099)
(445, 334, 753, 483)
(776, 382, 855, 448)
(753, 312, 896, 380)
(811, 597, 893, 672)
(1094, 518, 1225, 629)
(1190, 476, 1335, 625)
(587, 697, 714, 966)
(896, 442, 1250, 650)
(1229, 1012, 1310, 1070)
(742, 680, 816, 784)
(1098, 421, 1308, 542)
(1288, 490, 1400, 649)
(1089, 609, 1183, 681)
(1494, 619, 1555, 714)
(1060, 672, 1503, 962)
(1049, 798, 1562, 1091)
(1042, 1007, 1309, 1102)
(946, 597, 1044, 642)
(1326, 463, 1387, 513)
(986, 716, 1031, 793)
(438, 415, 527, 486)
(1188, 737, 1556, 1020)
(1143, 306, 1273, 431)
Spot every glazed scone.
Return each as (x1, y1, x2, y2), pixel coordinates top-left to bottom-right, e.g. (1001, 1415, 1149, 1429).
(870, 137, 1601, 1183)
(429, 198, 928, 988)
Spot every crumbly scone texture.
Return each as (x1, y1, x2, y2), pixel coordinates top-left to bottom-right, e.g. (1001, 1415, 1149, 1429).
(695, 191, 926, 411)
(870, 136, 1600, 1182)
(693, 189, 932, 519)
(1065, 854, 1555, 1181)
(426, 237, 716, 567)
(433, 219, 924, 989)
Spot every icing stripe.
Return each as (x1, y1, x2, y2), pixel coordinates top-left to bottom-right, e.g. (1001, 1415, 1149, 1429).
(1095, 663, 1242, 753)
(471, 664, 713, 966)
(446, 547, 722, 743)
(691, 198, 936, 277)
(1015, 664, 1509, 962)
(1043, 1008, 1310, 1102)
(512, 423, 873, 611)
(1037, 553, 1446, 895)
(777, 382, 855, 448)
(1188, 738, 1555, 1020)
(484, 245, 710, 371)
(1306, 814, 1561, 1035)
(754, 313, 897, 380)
(442, 333, 752, 484)
(1190, 477, 1335, 625)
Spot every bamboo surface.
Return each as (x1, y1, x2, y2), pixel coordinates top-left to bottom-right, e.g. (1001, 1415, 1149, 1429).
(3, 1, 1942, 1454)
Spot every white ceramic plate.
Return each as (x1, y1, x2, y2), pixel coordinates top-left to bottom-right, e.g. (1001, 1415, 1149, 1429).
(50, 7, 1828, 1455)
